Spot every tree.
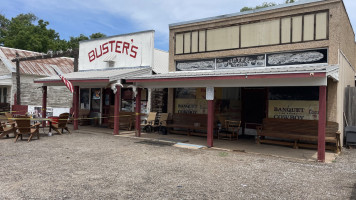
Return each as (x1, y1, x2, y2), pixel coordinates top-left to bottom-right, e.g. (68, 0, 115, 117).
(240, 1, 297, 12)
(0, 13, 64, 53)
(67, 32, 106, 50)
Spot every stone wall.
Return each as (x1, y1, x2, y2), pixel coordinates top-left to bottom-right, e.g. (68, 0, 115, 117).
(11, 74, 72, 108)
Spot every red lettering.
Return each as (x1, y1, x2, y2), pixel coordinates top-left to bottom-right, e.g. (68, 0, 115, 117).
(130, 45, 138, 58)
(102, 42, 109, 55)
(109, 40, 116, 52)
(88, 50, 95, 62)
(123, 42, 130, 55)
(95, 46, 103, 58)
(115, 41, 122, 53)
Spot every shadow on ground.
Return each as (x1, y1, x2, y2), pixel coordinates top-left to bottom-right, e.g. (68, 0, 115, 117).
(351, 183, 356, 200)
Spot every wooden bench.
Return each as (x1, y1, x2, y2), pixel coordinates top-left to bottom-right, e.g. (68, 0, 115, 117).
(108, 111, 135, 131)
(256, 118, 341, 153)
(166, 114, 208, 136)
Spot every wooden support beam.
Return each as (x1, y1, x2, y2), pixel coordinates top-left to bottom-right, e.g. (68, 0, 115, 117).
(136, 88, 142, 137)
(114, 85, 121, 135)
(11, 49, 77, 62)
(318, 86, 327, 162)
(42, 86, 47, 127)
(73, 86, 79, 130)
(207, 100, 214, 147)
(15, 52, 21, 105)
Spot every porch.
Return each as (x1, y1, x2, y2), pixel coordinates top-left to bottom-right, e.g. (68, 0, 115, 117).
(70, 125, 338, 163)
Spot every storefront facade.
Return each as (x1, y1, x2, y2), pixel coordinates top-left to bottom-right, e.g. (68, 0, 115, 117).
(127, 0, 355, 162)
(35, 30, 168, 133)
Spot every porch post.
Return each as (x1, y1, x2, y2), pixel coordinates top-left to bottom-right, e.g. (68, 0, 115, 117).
(42, 86, 47, 127)
(135, 88, 142, 137)
(114, 85, 121, 135)
(73, 86, 79, 130)
(318, 86, 327, 162)
(207, 100, 214, 147)
(206, 87, 214, 148)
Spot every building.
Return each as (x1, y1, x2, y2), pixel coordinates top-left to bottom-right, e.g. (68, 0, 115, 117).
(35, 30, 168, 133)
(127, 0, 356, 162)
(0, 46, 74, 116)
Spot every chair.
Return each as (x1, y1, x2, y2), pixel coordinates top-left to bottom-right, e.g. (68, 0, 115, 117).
(14, 115, 40, 142)
(5, 112, 16, 125)
(141, 112, 157, 132)
(152, 113, 169, 133)
(0, 122, 16, 139)
(218, 120, 241, 140)
(50, 113, 71, 135)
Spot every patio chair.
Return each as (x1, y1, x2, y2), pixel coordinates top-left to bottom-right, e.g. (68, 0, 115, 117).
(0, 122, 16, 139)
(141, 112, 157, 132)
(14, 115, 40, 142)
(5, 112, 16, 125)
(50, 113, 71, 135)
(218, 120, 241, 140)
(152, 113, 169, 134)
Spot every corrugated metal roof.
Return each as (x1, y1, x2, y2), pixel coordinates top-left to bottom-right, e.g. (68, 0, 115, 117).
(0, 46, 74, 76)
(129, 64, 338, 80)
(34, 67, 152, 82)
(170, 0, 328, 27)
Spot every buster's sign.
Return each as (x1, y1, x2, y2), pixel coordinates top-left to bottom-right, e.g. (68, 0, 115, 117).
(79, 30, 154, 70)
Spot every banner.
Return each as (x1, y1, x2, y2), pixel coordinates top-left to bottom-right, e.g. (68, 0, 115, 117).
(268, 100, 319, 120)
(175, 99, 207, 114)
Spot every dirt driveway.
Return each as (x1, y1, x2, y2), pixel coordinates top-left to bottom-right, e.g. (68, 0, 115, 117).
(0, 131, 355, 199)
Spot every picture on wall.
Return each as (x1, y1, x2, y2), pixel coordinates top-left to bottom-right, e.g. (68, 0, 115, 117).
(175, 88, 196, 99)
(216, 55, 265, 69)
(176, 59, 215, 71)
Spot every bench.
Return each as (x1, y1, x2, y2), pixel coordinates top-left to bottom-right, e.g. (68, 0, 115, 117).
(256, 118, 341, 153)
(166, 114, 208, 136)
(108, 110, 135, 131)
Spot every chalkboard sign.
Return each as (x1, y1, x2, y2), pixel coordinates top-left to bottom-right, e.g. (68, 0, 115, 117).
(266, 49, 327, 66)
(216, 55, 265, 69)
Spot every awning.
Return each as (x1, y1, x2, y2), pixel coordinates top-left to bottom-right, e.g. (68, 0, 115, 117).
(127, 64, 339, 88)
(34, 67, 152, 87)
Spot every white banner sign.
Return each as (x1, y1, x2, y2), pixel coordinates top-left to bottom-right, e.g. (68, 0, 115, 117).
(79, 31, 154, 70)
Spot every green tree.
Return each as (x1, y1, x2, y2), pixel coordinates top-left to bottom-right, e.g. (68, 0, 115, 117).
(240, 1, 297, 12)
(0, 13, 64, 53)
(67, 32, 106, 50)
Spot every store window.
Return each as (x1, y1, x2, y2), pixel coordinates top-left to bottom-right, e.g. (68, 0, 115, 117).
(268, 87, 319, 120)
(174, 87, 241, 123)
(0, 87, 7, 103)
(121, 88, 148, 113)
(80, 88, 90, 109)
(91, 88, 101, 112)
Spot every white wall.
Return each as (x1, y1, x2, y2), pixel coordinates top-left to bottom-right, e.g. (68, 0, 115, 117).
(79, 31, 154, 71)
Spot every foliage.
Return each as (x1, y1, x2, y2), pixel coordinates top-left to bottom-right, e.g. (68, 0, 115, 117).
(0, 13, 106, 53)
(240, 0, 297, 12)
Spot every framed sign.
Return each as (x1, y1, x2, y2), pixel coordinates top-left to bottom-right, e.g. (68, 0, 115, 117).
(267, 49, 327, 66)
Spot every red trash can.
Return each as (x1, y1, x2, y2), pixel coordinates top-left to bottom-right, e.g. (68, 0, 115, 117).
(47, 116, 59, 126)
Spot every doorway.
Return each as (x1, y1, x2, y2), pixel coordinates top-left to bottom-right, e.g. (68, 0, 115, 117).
(242, 88, 267, 131)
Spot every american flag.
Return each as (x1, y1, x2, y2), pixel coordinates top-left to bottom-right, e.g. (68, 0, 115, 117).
(53, 68, 74, 93)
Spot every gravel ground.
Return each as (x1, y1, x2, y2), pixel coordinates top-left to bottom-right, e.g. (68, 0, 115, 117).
(0, 131, 355, 200)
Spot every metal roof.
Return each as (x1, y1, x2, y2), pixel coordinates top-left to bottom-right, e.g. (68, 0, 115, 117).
(128, 64, 338, 80)
(0, 46, 74, 76)
(34, 67, 152, 83)
(170, 0, 328, 27)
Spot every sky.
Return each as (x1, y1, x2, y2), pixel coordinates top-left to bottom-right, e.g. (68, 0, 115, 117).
(1, 0, 356, 51)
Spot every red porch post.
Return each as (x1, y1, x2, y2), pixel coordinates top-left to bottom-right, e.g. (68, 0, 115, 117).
(318, 86, 327, 162)
(73, 86, 79, 130)
(114, 85, 121, 135)
(42, 86, 47, 127)
(135, 88, 142, 137)
(207, 100, 214, 147)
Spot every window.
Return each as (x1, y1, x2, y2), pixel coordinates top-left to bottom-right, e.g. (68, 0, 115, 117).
(0, 87, 7, 103)
(174, 11, 329, 55)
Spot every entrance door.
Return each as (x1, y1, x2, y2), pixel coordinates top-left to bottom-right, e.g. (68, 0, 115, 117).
(102, 88, 113, 126)
(242, 88, 267, 129)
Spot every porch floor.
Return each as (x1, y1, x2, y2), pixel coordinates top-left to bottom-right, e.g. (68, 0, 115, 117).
(71, 125, 339, 163)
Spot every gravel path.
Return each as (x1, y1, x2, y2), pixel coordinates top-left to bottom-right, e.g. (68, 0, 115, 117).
(0, 131, 355, 199)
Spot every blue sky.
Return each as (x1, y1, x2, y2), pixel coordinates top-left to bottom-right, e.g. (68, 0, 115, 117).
(1, 0, 356, 51)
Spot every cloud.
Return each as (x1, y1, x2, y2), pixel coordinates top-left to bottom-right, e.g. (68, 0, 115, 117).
(3, 0, 356, 50)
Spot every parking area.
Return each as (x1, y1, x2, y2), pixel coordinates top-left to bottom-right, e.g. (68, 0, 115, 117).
(0, 128, 355, 199)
